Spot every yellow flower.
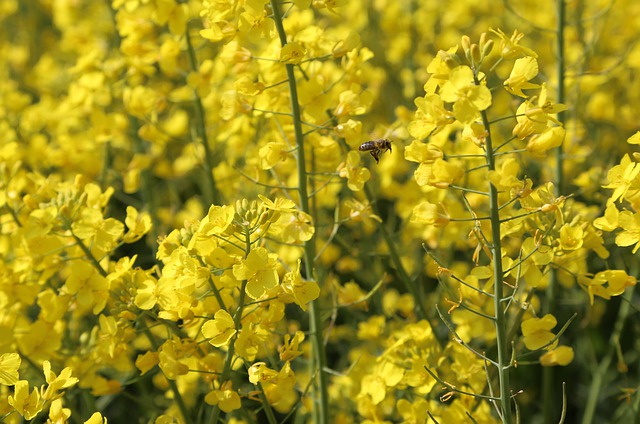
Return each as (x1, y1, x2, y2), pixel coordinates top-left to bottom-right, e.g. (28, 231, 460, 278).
(603, 154, 640, 203)
(413, 158, 463, 188)
(581, 270, 637, 304)
(490, 28, 538, 59)
(154, 0, 188, 35)
(274, 211, 316, 244)
(158, 340, 189, 380)
(135, 351, 159, 376)
(41, 360, 79, 400)
(258, 195, 297, 213)
(8, 380, 42, 420)
(594, 203, 620, 232)
(198, 205, 235, 236)
(235, 325, 268, 361)
(338, 151, 370, 191)
(526, 126, 565, 157)
(357, 315, 386, 340)
(281, 259, 320, 310)
(540, 346, 575, 366)
(204, 382, 241, 413)
(248, 362, 278, 384)
(279, 331, 305, 361)
(123, 206, 152, 243)
(48, 398, 72, 423)
(404, 140, 443, 163)
(461, 122, 488, 147)
(512, 83, 567, 139)
(233, 247, 280, 299)
(359, 374, 386, 404)
(238, 0, 275, 43)
(17, 320, 61, 361)
(202, 309, 237, 347)
(615, 210, 640, 252)
(410, 201, 449, 227)
(134, 279, 158, 310)
(0, 353, 20, 385)
(440, 65, 492, 124)
(627, 131, 640, 145)
(334, 89, 372, 117)
(259, 141, 289, 169)
(84, 412, 108, 424)
(65, 261, 110, 315)
(332, 30, 360, 58)
(71, 208, 124, 256)
(559, 224, 584, 251)
(521, 314, 557, 351)
(504, 56, 540, 97)
(408, 94, 455, 138)
(280, 42, 306, 64)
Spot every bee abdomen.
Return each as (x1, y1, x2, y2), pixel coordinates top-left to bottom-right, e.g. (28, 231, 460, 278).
(358, 142, 377, 151)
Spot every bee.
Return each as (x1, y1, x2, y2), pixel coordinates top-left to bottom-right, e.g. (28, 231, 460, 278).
(358, 139, 392, 164)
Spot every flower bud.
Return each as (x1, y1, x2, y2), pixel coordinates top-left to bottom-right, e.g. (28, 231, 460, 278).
(461, 35, 472, 60)
(482, 39, 494, 58)
(438, 50, 460, 69)
(258, 211, 270, 225)
(471, 44, 481, 65)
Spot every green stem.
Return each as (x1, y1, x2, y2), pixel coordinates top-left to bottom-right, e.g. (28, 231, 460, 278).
(63, 223, 108, 278)
(270, 2, 328, 423)
(210, 229, 251, 423)
(185, 26, 219, 206)
(480, 105, 512, 423)
(142, 326, 193, 424)
(257, 382, 279, 424)
(580, 286, 634, 424)
(544, 2, 566, 420)
(555, 0, 566, 196)
(364, 184, 428, 320)
(130, 116, 160, 258)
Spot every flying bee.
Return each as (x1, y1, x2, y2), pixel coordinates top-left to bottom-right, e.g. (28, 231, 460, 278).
(358, 139, 392, 164)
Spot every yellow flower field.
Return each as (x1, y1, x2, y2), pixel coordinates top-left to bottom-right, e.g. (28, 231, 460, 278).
(1, 0, 639, 423)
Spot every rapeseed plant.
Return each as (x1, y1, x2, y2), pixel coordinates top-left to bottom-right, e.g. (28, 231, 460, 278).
(0, 1, 639, 423)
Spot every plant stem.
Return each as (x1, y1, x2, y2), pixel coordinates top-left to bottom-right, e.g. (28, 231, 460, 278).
(130, 116, 160, 258)
(185, 26, 219, 206)
(142, 326, 193, 424)
(480, 105, 512, 423)
(544, 2, 566, 420)
(580, 286, 634, 424)
(270, 2, 328, 423)
(210, 229, 251, 423)
(555, 0, 566, 196)
(364, 184, 428, 320)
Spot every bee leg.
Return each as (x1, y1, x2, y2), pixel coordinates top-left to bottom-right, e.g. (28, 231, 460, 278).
(370, 150, 380, 164)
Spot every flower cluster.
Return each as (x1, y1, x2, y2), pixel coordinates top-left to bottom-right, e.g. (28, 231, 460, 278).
(1, 0, 639, 423)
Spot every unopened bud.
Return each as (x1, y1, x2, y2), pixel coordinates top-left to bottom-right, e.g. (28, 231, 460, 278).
(438, 50, 460, 69)
(23, 194, 37, 210)
(482, 39, 494, 59)
(258, 211, 270, 225)
(461, 35, 472, 58)
(432, 182, 450, 189)
(479, 32, 488, 51)
(470, 44, 481, 64)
